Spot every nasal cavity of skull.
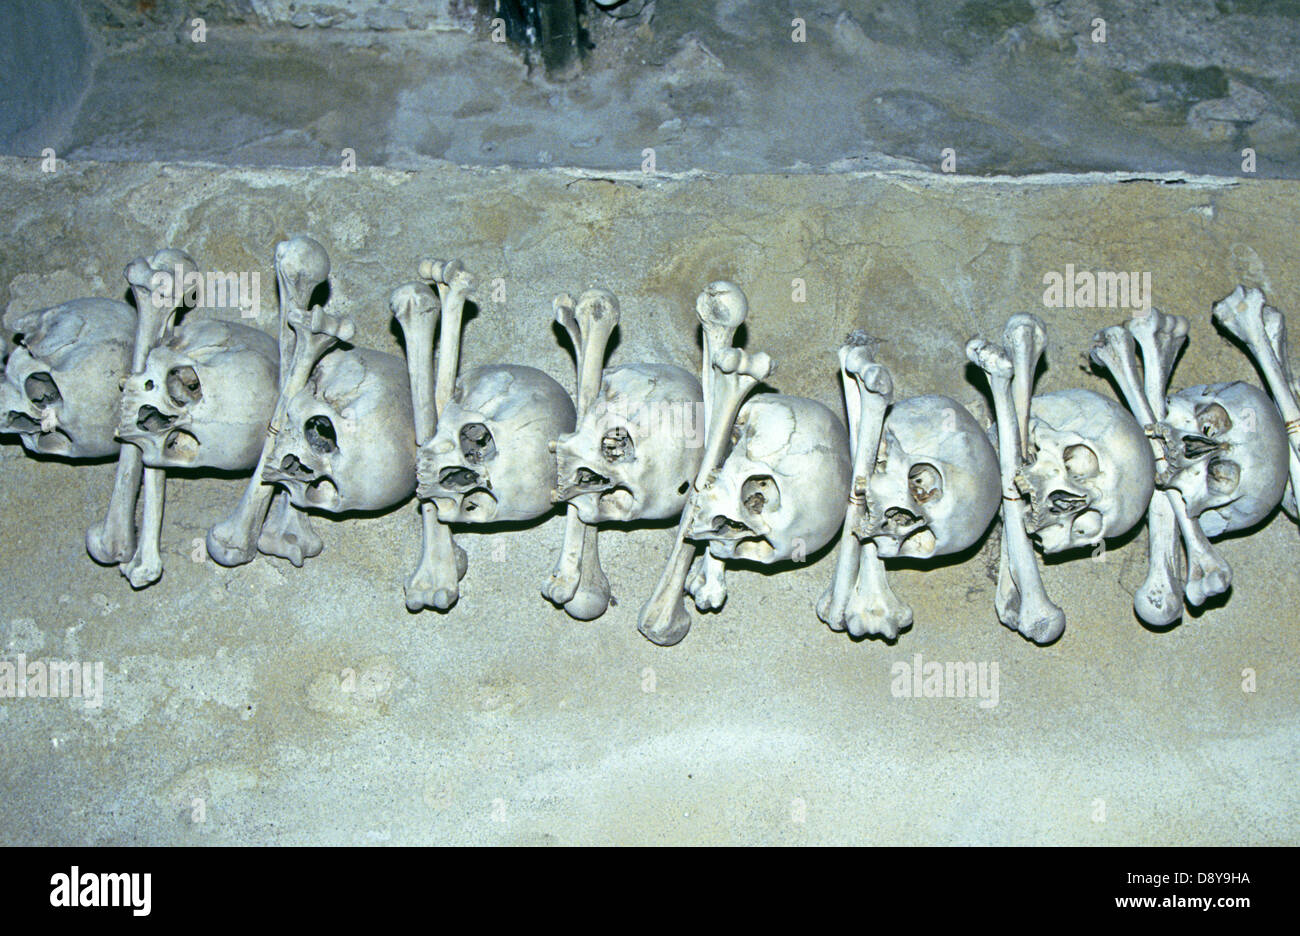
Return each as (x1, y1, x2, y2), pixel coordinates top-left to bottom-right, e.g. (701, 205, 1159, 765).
(711, 514, 754, 537)
(601, 426, 632, 462)
(1183, 433, 1223, 460)
(24, 372, 61, 407)
(575, 466, 611, 488)
(741, 475, 779, 514)
(166, 365, 202, 407)
(1206, 457, 1241, 495)
(137, 405, 175, 432)
(908, 463, 943, 504)
(1048, 489, 1089, 515)
(460, 422, 496, 464)
(6, 412, 42, 432)
(439, 466, 482, 491)
(882, 506, 922, 533)
(279, 453, 315, 479)
(305, 415, 338, 455)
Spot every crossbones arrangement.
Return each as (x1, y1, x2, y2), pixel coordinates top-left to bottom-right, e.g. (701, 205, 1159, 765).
(3, 235, 1297, 648)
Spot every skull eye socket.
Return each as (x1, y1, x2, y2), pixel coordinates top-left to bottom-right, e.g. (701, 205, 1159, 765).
(1196, 402, 1232, 438)
(166, 365, 202, 407)
(1206, 457, 1240, 496)
(1063, 443, 1099, 480)
(741, 475, 779, 515)
(908, 463, 942, 504)
(23, 372, 61, 407)
(1071, 509, 1103, 541)
(304, 415, 338, 455)
(601, 425, 633, 462)
(460, 422, 497, 464)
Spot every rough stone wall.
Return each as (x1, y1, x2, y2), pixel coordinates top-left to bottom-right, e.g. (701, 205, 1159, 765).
(0, 1, 94, 152)
(80, 0, 471, 36)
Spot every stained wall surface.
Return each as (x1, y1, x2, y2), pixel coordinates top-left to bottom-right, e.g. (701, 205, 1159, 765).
(0, 158, 1296, 844)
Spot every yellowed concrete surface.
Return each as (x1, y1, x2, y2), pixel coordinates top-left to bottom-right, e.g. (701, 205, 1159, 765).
(0, 158, 1296, 844)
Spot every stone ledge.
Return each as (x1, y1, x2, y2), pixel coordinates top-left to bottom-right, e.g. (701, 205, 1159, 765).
(0, 157, 1296, 845)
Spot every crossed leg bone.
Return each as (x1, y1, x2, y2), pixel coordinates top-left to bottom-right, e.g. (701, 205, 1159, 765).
(967, 314, 1066, 645)
(1131, 311, 1231, 607)
(1090, 325, 1183, 624)
(543, 289, 618, 620)
(1091, 309, 1230, 626)
(816, 335, 911, 639)
(257, 491, 324, 568)
(87, 249, 196, 588)
(394, 260, 471, 611)
(208, 239, 354, 567)
(638, 282, 772, 646)
(254, 239, 334, 566)
(1214, 286, 1300, 523)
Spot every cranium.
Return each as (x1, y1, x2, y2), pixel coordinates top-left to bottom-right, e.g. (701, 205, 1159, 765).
(1211, 286, 1300, 526)
(117, 317, 280, 470)
(1017, 388, 1156, 553)
(689, 394, 851, 563)
(858, 394, 1001, 559)
(1, 298, 135, 458)
(263, 347, 416, 513)
(553, 362, 704, 523)
(1156, 381, 1288, 537)
(418, 364, 576, 523)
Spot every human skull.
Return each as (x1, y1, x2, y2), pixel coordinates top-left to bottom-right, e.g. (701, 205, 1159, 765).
(552, 362, 705, 523)
(856, 395, 1001, 558)
(1, 298, 136, 458)
(688, 394, 851, 563)
(417, 364, 576, 523)
(1016, 388, 1155, 554)
(1156, 381, 1288, 537)
(116, 317, 279, 470)
(262, 347, 416, 513)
